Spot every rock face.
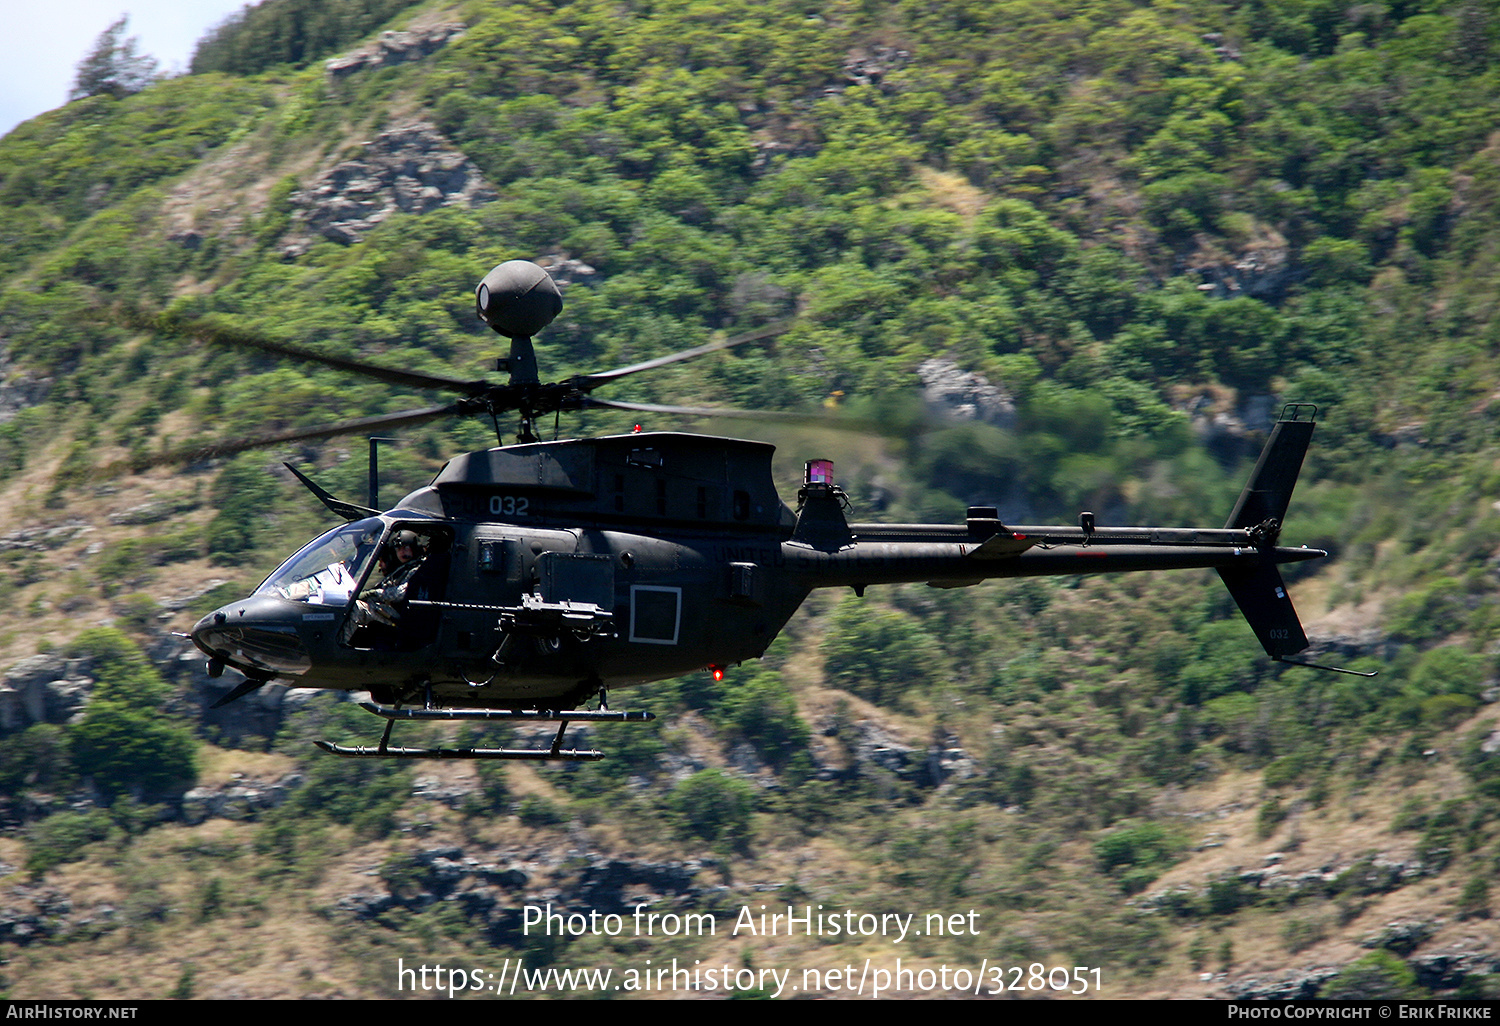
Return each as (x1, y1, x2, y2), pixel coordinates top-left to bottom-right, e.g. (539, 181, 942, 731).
(0, 520, 91, 556)
(918, 358, 1016, 428)
(837, 47, 912, 92)
(0, 353, 51, 422)
(816, 716, 976, 790)
(0, 654, 95, 732)
(325, 24, 466, 79)
(286, 122, 497, 251)
(1225, 945, 1500, 999)
(0, 633, 290, 752)
(148, 633, 289, 746)
(534, 253, 603, 289)
(335, 844, 713, 948)
(0, 887, 105, 947)
(1189, 244, 1294, 300)
(180, 773, 302, 825)
(1224, 966, 1344, 1000)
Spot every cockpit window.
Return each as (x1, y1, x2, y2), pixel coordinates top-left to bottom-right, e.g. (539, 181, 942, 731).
(257, 518, 385, 606)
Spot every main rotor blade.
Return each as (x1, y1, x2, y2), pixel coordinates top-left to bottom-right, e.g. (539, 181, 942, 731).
(110, 402, 465, 473)
(570, 320, 792, 389)
(584, 396, 853, 426)
(132, 309, 492, 397)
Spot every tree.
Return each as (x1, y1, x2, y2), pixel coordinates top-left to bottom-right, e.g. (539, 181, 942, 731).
(666, 770, 755, 851)
(66, 628, 196, 800)
(822, 597, 949, 708)
(70, 16, 160, 101)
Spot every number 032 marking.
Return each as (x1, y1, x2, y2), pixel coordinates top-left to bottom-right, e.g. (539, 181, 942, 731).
(490, 495, 530, 516)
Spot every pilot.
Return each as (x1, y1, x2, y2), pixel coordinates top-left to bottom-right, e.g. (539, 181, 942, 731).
(395, 530, 426, 565)
(376, 530, 425, 576)
(354, 531, 431, 631)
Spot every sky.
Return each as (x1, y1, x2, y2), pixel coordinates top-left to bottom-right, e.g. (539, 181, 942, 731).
(1, 1, 248, 138)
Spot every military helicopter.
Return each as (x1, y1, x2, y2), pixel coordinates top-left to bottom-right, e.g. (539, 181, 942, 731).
(180, 261, 1368, 762)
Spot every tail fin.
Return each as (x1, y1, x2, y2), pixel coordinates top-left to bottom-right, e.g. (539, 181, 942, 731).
(1223, 403, 1316, 531)
(1216, 405, 1375, 676)
(1218, 404, 1316, 660)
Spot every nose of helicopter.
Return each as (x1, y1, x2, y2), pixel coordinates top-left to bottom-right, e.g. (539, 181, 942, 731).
(192, 594, 313, 676)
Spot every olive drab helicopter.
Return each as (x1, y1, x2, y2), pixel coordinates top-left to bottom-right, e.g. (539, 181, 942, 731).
(181, 260, 1370, 762)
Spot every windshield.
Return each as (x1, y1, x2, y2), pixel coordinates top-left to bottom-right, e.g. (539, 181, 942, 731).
(257, 517, 385, 606)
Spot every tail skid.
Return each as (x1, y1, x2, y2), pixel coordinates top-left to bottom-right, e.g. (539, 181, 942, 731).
(1220, 404, 1374, 677)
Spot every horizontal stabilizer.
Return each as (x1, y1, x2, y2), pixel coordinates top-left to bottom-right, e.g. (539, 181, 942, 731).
(968, 534, 1036, 558)
(1217, 563, 1308, 658)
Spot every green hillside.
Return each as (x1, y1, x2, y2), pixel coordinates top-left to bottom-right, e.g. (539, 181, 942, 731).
(1, 0, 1499, 1000)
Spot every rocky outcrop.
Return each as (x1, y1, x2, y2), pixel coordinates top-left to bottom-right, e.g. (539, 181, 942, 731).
(1189, 244, 1294, 300)
(1225, 944, 1500, 999)
(0, 631, 291, 748)
(148, 633, 290, 745)
(1409, 947, 1500, 992)
(836, 47, 912, 92)
(535, 253, 603, 289)
(918, 358, 1017, 428)
(0, 654, 96, 732)
(1139, 852, 1437, 915)
(0, 887, 112, 947)
(334, 844, 713, 948)
(819, 716, 976, 789)
(751, 47, 915, 175)
(325, 24, 465, 79)
(180, 773, 303, 825)
(0, 520, 92, 555)
(0, 353, 51, 423)
(1362, 919, 1437, 956)
(285, 122, 496, 251)
(1172, 387, 1286, 463)
(107, 496, 201, 526)
(1223, 966, 1344, 1000)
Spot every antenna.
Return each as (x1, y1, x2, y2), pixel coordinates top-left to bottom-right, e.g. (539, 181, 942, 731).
(368, 436, 398, 510)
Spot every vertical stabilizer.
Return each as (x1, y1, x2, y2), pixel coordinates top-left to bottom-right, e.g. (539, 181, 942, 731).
(1224, 404, 1316, 530)
(1214, 405, 1373, 675)
(1221, 404, 1314, 660)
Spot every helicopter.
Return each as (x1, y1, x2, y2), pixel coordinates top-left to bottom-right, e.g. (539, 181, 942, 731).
(179, 260, 1369, 762)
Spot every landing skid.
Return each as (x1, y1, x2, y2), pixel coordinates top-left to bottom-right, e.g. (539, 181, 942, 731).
(314, 699, 655, 761)
(314, 740, 605, 761)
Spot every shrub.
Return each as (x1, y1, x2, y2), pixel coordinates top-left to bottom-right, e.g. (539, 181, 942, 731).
(665, 769, 755, 851)
(822, 598, 948, 707)
(0, 724, 76, 793)
(25, 809, 115, 878)
(66, 628, 197, 800)
(1093, 821, 1185, 893)
(1317, 951, 1425, 1000)
(715, 669, 810, 769)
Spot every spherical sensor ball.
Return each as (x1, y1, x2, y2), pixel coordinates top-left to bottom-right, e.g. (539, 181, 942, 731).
(475, 261, 563, 338)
